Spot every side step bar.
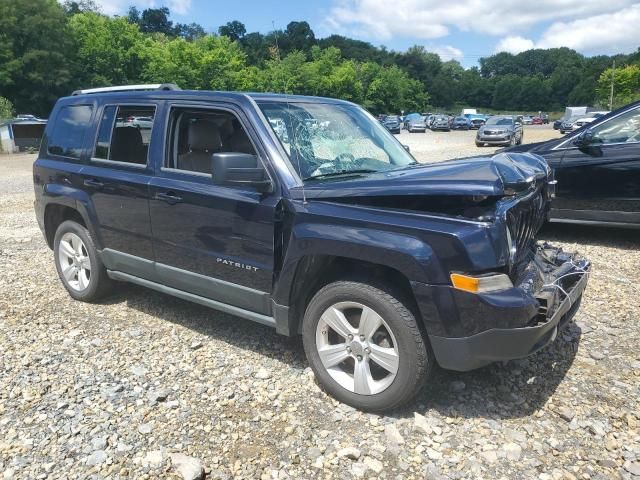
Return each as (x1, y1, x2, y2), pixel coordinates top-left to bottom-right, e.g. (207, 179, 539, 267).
(107, 270, 277, 329)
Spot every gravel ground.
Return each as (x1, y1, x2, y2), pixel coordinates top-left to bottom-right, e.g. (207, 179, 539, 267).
(1, 130, 639, 480)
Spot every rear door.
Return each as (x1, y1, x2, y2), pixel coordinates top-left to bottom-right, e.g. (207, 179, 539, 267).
(80, 102, 161, 276)
(553, 104, 640, 225)
(148, 103, 278, 315)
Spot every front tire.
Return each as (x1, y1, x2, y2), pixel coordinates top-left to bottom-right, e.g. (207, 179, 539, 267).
(302, 281, 432, 411)
(54, 220, 112, 302)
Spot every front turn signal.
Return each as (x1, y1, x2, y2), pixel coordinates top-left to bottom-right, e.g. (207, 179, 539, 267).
(450, 273, 513, 293)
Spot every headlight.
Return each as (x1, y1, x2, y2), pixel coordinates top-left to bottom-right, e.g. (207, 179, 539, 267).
(450, 273, 513, 293)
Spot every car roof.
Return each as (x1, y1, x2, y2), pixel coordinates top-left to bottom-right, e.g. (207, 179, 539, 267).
(61, 89, 355, 106)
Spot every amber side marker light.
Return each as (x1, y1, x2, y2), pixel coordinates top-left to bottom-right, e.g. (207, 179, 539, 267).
(450, 273, 513, 293)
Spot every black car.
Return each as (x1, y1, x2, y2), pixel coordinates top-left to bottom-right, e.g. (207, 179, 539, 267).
(33, 84, 590, 412)
(382, 115, 401, 134)
(505, 100, 640, 228)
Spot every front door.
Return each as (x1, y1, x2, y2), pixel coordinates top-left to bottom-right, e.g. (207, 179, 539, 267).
(148, 104, 278, 315)
(553, 104, 640, 225)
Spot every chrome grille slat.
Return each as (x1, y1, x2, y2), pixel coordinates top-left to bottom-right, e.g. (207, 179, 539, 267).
(507, 190, 546, 272)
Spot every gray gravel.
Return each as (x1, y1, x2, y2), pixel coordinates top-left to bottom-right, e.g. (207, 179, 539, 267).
(1, 147, 639, 479)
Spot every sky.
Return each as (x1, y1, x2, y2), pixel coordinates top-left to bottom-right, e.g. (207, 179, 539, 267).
(90, 0, 640, 67)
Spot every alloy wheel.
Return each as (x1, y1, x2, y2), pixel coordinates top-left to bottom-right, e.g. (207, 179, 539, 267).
(315, 301, 399, 395)
(57, 232, 92, 291)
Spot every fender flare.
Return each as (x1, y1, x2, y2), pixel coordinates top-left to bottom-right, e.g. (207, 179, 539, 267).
(42, 184, 104, 250)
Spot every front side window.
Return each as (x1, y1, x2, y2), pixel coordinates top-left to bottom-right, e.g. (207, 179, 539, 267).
(258, 102, 416, 181)
(48, 105, 93, 158)
(590, 106, 640, 144)
(93, 105, 156, 165)
(166, 107, 256, 174)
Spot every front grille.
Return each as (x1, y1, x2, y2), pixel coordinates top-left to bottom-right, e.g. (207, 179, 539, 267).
(507, 190, 546, 269)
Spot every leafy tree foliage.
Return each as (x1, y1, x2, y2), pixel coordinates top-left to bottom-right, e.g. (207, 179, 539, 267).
(68, 12, 146, 87)
(0, 0, 74, 116)
(597, 64, 640, 108)
(0, 96, 14, 119)
(1, 3, 637, 117)
(218, 21, 247, 42)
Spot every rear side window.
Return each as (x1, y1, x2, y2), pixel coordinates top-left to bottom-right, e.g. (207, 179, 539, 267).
(93, 105, 156, 165)
(47, 105, 93, 158)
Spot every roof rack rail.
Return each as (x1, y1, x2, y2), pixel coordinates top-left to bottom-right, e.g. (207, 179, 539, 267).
(71, 83, 181, 96)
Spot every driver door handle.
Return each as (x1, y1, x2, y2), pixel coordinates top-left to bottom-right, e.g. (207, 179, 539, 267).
(155, 191, 183, 204)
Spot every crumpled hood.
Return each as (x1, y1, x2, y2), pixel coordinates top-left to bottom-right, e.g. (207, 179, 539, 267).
(291, 152, 550, 200)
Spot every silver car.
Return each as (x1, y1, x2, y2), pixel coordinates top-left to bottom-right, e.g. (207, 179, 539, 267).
(407, 117, 427, 132)
(475, 116, 523, 147)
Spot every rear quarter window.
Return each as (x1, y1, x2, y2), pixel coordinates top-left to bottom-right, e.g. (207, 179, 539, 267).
(47, 105, 93, 159)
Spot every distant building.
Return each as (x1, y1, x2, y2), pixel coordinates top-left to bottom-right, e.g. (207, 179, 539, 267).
(0, 118, 47, 153)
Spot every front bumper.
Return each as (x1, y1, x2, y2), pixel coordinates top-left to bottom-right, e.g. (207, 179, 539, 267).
(426, 246, 590, 371)
(477, 134, 512, 145)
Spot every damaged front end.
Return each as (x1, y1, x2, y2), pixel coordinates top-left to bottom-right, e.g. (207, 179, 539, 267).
(430, 243, 590, 371)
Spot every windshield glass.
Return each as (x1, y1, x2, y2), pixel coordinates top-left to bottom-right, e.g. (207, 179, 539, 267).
(485, 117, 513, 126)
(258, 101, 417, 181)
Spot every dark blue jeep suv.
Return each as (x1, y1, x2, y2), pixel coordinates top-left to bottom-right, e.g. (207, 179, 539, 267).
(33, 84, 590, 411)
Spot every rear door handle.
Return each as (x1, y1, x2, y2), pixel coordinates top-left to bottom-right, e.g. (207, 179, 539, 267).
(83, 179, 104, 188)
(155, 191, 183, 204)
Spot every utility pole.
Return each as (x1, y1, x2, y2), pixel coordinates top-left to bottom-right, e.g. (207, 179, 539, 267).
(609, 60, 616, 110)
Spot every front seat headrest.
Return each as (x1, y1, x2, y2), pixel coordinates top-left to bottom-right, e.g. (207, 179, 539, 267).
(188, 121, 221, 152)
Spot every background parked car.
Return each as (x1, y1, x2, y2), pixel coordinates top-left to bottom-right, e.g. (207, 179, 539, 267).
(451, 116, 471, 130)
(407, 116, 427, 132)
(475, 115, 523, 146)
(532, 116, 543, 125)
(430, 115, 450, 131)
(505, 100, 640, 227)
(402, 112, 422, 130)
(522, 116, 534, 125)
(553, 119, 563, 130)
(466, 114, 486, 129)
(574, 111, 610, 129)
(382, 115, 402, 134)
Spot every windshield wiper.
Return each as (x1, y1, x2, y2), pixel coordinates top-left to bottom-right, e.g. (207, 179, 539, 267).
(303, 169, 379, 181)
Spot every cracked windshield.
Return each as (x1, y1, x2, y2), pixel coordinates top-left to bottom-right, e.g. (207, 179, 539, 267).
(258, 102, 416, 181)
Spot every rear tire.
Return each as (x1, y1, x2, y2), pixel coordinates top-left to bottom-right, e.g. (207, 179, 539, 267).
(53, 220, 112, 302)
(302, 280, 432, 412)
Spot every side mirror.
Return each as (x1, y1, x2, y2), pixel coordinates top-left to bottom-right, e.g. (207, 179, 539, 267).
(403, 145, 411, 153)
(212, 152, 272, 192)
(573, 129, 594, 148)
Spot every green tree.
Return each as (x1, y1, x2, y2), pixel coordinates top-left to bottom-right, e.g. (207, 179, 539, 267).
(63, 0, 100, 15)
(138, 7, 174, 36)
(0, 96, 14, 119)
(68, 12, 147, 87)
(241, 32, 270, 65)
(0, 0, 74, 116)
(218, 21, 246, 42)
(597, 64, 640, 108)
(140, 35, 254, 91)
(175, 23, 206, 41)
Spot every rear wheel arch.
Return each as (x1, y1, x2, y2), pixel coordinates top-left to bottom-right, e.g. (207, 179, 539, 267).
(44, 203, 87, 249)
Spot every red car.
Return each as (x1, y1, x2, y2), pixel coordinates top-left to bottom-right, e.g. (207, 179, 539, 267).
(532, 116, 543, 125)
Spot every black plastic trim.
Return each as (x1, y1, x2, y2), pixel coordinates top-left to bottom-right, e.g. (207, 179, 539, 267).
(106, 270, 277, 329)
